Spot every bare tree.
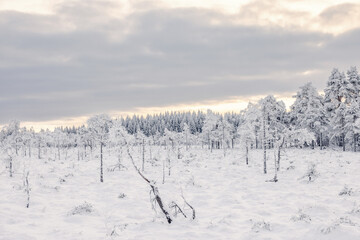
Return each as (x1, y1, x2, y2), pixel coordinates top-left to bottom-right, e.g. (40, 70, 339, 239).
(125, 143, 172, 223)
(119, 129, 194, 224)
(24, 171, 30, 208)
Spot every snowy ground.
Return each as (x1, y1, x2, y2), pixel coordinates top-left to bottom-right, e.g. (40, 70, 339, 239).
(1, 146, 360, 240)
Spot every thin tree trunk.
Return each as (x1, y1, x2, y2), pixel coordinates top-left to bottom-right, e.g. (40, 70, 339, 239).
(38, 143, 41, 159)
(168, 156, 171, 176)
(186, 132, 189, 150)
(181, 194, 196, 220)
(273, 150, 278, 182)
(342, 132, 346, 152)
(25, 171, 30, 208)
(263, 113, 267, 174)
(320, 132, 323, 150)
(15, 139, 18, 156)
(354, 133, 357, 152)
(208, 133, 210, 150)
(90, 145, 93, 160)
(123, 138, 172, 224)
(142, 138, 145, 172)
(9, 156, 13, 177)
(100, 143, 103, 182)
(118, 145, 122, 164)
(162, 157, 165, 184)
(277, 137, 284, 171)
(277, 147, 281, 171)
(246, 144, 249, 165)
(223, 125, 226, 157)
(149, 145, 152, 160)
(255, 131, 258, 149)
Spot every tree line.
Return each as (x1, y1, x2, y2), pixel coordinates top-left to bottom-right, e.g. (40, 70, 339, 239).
(1, 66, 359, 177)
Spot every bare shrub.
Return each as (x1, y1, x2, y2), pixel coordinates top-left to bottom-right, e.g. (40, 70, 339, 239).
(339, 185, 353, 196)
(69, 202, 94, 215)
(291, 209, 311, 223)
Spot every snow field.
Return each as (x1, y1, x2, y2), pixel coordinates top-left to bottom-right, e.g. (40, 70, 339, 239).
(1, 147, 360, 240)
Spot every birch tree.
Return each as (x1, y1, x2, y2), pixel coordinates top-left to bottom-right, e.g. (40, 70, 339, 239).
(259, 96, 286, 174)
(1, 120, 21, 177)
(202, 109, 219, 151)
(87, 114, 112, 182)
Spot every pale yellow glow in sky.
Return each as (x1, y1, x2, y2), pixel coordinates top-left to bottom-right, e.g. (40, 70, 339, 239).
(18, 95, 295, 131)
(21, 116, 89, 132)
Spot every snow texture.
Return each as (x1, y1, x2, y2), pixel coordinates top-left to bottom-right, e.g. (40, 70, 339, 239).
(1, 147, 360, 240)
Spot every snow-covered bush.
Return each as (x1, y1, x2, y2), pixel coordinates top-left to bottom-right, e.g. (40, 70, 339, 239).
(118, 193, 126, 199)
(69, 202, 94, 215)
(339, 185, 353, 196)
(350, 204, 360, 215)
(291, 209, 311, 223)
(320, 223, 339, 234)
(108, 224, 129, 236)
(250, 220, 272, 232)
(299, 163, 319, 182)
(320, 217, 356, 234)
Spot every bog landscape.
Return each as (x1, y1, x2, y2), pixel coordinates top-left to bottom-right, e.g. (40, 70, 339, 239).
(2, 67, 360, 239)
(1, 0, 360, 239)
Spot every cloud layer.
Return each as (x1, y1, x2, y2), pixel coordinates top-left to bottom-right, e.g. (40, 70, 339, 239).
(0, 0, 359, 123)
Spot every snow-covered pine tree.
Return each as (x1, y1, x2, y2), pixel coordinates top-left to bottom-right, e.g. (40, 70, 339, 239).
(290, 82, 327, 149)
(347, 66, 360, 97)
(344, 67, 360, 151)
(324, 68, 348, 150)
(344, 101, 360, 151)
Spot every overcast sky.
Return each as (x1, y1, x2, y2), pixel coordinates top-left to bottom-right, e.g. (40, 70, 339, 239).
(0, 0, 360, 128)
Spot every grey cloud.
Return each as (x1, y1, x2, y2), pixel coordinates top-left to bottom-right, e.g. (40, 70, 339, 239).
(318, 3, 360, 33)
(0, 3, 359, 123)
(319, 3, 360, 23)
